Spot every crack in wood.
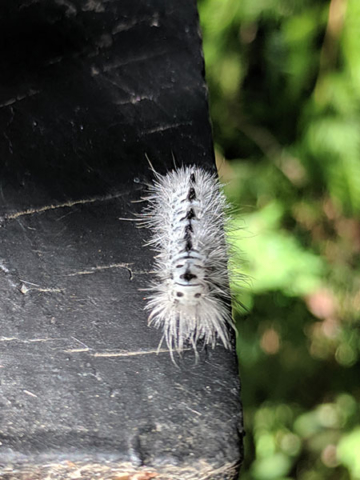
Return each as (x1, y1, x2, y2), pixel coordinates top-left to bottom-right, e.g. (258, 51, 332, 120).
(0, 90, 40, 109)
(66, 263, 133, 279)
(140, 121, 192, 135)
(92, 349, 171, 357)
(103, 49, 170, 72)
(2, 192, 125, 221)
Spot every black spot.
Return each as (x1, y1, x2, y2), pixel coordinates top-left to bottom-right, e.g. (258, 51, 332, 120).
(176, 264, 184, 268)
(190, 173, 196, 183)
(176, 292, 184, 297)
(194, 293, 201, 298)
(186, 208, 196, 220)
(180, 270, 197, 282)
(185, 224, 193, 234)
(180, 208, 196, 222)
(187, 187, 196, 201)
(184, 226, 192, 247)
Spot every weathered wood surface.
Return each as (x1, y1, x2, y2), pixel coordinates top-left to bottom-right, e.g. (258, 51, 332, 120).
(0, 1, 244, 478)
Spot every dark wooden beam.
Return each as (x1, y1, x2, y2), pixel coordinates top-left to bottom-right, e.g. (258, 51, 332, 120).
(0, 1, 244, 478)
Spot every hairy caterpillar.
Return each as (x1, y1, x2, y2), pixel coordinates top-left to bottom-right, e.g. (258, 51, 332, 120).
(142, 165, 234, 355)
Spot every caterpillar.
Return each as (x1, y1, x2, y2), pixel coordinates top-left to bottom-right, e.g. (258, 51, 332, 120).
(141, 164, 234, 355)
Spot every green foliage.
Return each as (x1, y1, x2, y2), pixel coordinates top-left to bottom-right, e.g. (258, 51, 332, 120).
(233, 201, 325, 296)
(338, 429, 360, 478)
(198, 0, 360, 478)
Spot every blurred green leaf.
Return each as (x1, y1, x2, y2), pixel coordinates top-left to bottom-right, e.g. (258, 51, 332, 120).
(198, 0, 360, 477)
(337, 429, 360, 478)
(233, 202, 325, 296)
(251, 452, 293, 480)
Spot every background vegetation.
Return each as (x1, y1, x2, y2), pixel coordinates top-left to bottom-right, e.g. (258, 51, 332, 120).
(198, 0, 360, 478)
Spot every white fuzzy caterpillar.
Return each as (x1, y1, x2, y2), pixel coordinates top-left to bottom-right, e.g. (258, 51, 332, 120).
(141, 165, 234, 354)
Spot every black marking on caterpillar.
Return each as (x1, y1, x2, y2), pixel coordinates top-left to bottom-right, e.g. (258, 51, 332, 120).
(141, 165, 235, 356)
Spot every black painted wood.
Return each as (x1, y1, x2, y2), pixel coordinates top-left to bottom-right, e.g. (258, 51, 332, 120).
(0, 1, 244, 478)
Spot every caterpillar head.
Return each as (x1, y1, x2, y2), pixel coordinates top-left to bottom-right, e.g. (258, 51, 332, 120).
(172, 284, 204, 306)
(171, 258, 207, 306)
